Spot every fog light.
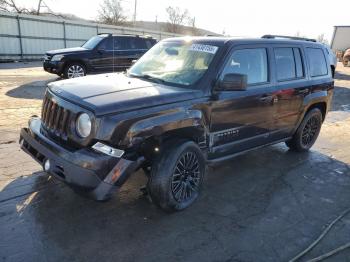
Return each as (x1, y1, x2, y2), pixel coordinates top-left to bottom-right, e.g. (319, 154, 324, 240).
(44, 159, 51, 171)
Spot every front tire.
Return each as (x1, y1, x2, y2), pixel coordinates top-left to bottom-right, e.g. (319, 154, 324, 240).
(286, 108, 323, 152)
(147, 140, 205, 212)
(63, 62, 86, 79)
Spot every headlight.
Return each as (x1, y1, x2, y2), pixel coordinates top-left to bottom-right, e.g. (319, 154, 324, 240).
(76, 113, 91, 138)
(51, 54, 64, 61)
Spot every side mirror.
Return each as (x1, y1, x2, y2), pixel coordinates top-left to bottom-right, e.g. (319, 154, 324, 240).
(97, 47, 105, 54)
(218, 73, 247, 91)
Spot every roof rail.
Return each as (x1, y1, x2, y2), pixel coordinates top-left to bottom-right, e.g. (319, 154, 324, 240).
(261, 34, 316, 42)
(97, 33, 112, 36)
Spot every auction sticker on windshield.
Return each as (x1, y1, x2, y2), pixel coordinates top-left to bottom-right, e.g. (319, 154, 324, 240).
(189, 44, 218, 54)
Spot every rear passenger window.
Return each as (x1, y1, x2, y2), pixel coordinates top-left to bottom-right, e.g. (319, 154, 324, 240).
(293, 48, 304, 78)
(222, 48, 268, 85)
(136, 38, 147, 49)
(274, 47, 304, 81)
(113, 37, 125, 50)
(307, 48, 328, 77)
(275, 48, 295, 80)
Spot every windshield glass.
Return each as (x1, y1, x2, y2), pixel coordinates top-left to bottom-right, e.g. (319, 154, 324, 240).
(82, 35, 106, 49)
(128, 41, 219, 86)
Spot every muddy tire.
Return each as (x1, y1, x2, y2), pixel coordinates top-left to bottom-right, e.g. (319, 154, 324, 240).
(286, 108, 323, 152)
(147, 140, 205, 212)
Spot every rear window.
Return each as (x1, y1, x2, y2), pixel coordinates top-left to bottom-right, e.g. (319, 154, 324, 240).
(306, 48, 328, 77)
(274, 47, 304, 81)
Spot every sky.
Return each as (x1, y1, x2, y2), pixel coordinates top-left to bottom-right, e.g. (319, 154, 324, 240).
(17, 0, 350, 42)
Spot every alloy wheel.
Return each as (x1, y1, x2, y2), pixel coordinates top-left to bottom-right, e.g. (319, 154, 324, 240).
(301, 115, 320, 146)
(67, 65, 85, 78)
(171, 151, 201, 203)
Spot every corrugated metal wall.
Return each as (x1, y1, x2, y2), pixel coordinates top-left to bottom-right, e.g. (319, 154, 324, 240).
(0, 11, 181, 61)
(331, 26, 350, 51)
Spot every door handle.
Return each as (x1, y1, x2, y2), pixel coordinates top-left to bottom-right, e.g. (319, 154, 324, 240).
(299, 89, 309, 94)
(260, 95, 278, 104)
(259, 95, 273, 102)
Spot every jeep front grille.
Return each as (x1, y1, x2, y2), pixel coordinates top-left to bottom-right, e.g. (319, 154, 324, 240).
(41, 96, 71, 138)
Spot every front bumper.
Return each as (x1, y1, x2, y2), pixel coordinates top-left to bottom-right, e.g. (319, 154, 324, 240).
(43, 60, 65, 75)
(19, 118, 144, 201)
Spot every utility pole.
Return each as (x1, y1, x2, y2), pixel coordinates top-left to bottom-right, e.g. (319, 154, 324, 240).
(133, 0, 137, 26)
(36, 0, 43, 15)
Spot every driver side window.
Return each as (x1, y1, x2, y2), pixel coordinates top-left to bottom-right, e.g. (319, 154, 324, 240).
(222, 48, 268, 85)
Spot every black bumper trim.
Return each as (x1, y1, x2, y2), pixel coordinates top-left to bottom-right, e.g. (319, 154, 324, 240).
(20, 118, 144, 201)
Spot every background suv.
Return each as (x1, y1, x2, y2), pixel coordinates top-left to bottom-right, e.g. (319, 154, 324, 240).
(43, 34, 157, 78)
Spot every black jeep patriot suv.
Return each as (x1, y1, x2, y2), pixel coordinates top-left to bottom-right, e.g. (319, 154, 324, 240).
(20, 35, 334, 211)
(43, 34, 157, 79)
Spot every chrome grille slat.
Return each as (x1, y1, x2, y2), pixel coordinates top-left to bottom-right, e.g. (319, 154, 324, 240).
(41, 95, 71, 139)
(48, 102, 56, 129)
(44, 100, 52, 125)
(54, 106, 62, 131)
(41, 96, 48, 119)
(61, 109, 70, 135)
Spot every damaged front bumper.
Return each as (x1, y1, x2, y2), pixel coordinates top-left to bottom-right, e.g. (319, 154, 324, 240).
(19, 117, 144, 201)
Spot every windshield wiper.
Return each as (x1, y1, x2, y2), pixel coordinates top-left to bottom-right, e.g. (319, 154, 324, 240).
(130, 73, 166, 84)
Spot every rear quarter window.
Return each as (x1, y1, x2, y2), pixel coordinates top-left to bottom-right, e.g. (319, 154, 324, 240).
(306, 48, 328, 77)
(145, 39, 156, 49)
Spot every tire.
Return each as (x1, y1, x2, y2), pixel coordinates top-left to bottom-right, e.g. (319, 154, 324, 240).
(286, 108, 323, 152)
(63, 62, 86, 79)
(147, 140, 206, 212)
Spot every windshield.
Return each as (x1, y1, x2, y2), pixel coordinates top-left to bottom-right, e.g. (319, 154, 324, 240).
(82, 35, 106, 49)
(128, 41, 219, 86)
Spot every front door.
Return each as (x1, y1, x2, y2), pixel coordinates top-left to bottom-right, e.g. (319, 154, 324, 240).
(90, 37, 114, 72)
(209, 46, 275, 159)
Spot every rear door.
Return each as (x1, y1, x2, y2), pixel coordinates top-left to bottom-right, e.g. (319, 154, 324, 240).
(269, 45, 308, 140)
(112, 37, 148, 71)
(209, 45, 275, 159)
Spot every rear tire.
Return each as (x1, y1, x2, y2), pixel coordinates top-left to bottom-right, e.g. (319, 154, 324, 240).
(147, 140, 205, 212)
(286, 108, 323, 152)
(63, 62, 86, 79)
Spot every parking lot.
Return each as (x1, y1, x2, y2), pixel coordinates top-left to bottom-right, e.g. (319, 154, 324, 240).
(1, 62, 350, 262)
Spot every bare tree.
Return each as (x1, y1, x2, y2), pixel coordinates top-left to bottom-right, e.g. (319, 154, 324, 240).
(0, 0, 29, 13)
(0, 0, 47, 14)
(187, 16, 199, 35)
(166, 6, 190, 33)
(317, 34, 329, 45)
(98, 0, 127, 26)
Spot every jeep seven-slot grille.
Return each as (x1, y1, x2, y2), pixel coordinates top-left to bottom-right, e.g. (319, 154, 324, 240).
(41, 96, 70, 138)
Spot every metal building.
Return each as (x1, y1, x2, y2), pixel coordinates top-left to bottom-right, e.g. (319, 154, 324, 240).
(331, 26, 350, 52)
(0, 11, 182, 61)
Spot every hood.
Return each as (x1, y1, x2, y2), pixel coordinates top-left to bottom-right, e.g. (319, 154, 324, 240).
(46, 47, 88, 55)
(48, 73, 202, 116)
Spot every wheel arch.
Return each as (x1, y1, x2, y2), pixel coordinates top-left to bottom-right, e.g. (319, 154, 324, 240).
(121, 109, 207, 162)
(305, 102, 327, 121)
(63, 59, 88, 72)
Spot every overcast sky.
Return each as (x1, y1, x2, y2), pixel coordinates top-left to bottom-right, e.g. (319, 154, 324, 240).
(17, 0, 350, 42)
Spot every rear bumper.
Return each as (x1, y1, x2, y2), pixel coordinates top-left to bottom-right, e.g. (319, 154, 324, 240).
(43, 60, 65, 75)
(19, 117, 144, 201)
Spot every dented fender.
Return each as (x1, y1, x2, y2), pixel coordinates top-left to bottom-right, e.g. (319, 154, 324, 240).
(122, 109, 204, 146)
